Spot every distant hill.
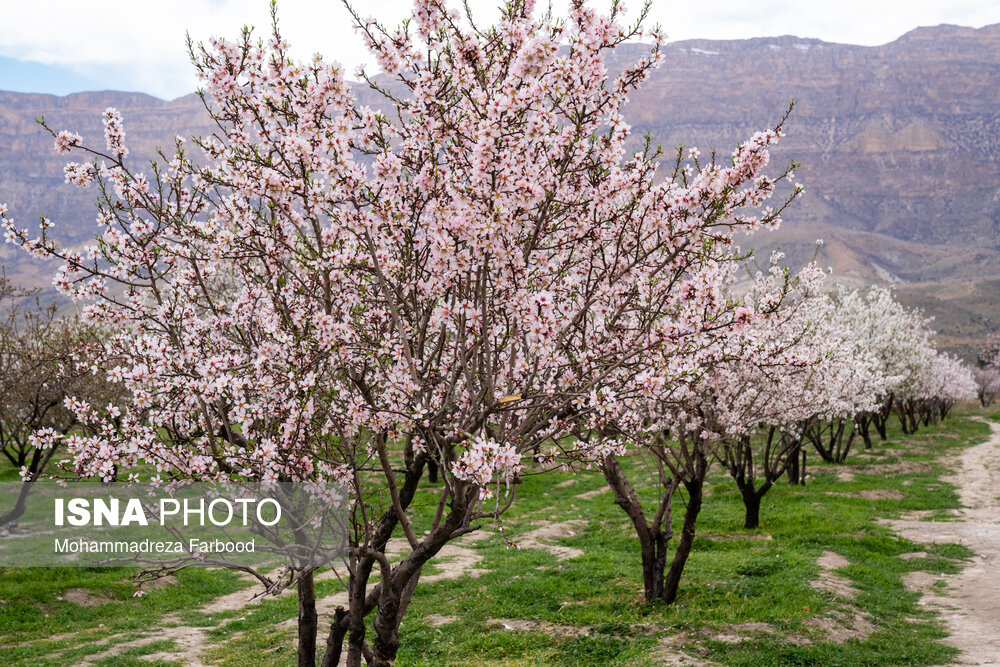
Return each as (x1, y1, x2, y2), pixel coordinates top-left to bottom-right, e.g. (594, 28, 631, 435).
(2, 23, 999, 357)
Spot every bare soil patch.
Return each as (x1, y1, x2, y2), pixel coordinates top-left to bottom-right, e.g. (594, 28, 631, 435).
(810, 551, 856, 600)
(516, 520, 587, 560)
(575, 487, 610, 500)
(60, 588, 109, 607)
(425, 614, 458, 626)
(824, 489, 904, 500)
(803, 611, 874, 643)
(652, 638, 716, 666)
(487, 618, 590, 637)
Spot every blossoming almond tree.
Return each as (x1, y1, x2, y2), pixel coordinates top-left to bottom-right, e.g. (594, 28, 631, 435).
(974, 366, 1000, 407)
(832, 285, 933, 446)
(4, 0, 801, 663)
(701, 260, 828, 523)
(0, 275, 119, 527)
(909, 351, 977, 425)
(709, 267, 887, 527)
(973, 331, 1000, 407)
(584, 239, 811, 603)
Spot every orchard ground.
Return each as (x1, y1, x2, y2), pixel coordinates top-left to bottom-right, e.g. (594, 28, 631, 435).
(1, 404, 997, 666)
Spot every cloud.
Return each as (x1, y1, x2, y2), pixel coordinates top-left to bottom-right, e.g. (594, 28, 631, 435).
(3, 0, 999, 99)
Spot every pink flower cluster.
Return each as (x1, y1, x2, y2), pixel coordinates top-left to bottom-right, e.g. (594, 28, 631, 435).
(450, 435, 523, 494)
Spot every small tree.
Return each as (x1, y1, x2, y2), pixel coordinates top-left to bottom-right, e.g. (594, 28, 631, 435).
(587, 133, 803, 601)
(974, 367, 1000, 408)
(708, 261, 883, 526)
(834, 286, 931, 443)
(0, 275, 116, 526)
(911, 351, 977, 423)
(974, 334, 1000, 407)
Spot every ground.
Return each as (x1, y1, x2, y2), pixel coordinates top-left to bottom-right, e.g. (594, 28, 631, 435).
(884, 416, 1000, 665)
(0, 405, 997, 666)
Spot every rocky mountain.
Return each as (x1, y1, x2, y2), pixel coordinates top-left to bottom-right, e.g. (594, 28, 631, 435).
(2, 23, 999, 355)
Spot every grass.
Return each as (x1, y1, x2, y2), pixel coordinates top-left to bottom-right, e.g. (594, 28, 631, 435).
(0, 405, 992, 665)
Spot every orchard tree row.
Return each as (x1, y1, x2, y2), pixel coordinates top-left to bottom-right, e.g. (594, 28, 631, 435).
(0, 2, 979, 665)
(974, 333, 1000, 407)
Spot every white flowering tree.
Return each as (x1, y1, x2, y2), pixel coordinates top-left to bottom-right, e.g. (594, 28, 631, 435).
(908, 351, 977, 425)
(973, 334, 1000, 406)
(829, 286, 931, 445)
(707, 260, 885, 527)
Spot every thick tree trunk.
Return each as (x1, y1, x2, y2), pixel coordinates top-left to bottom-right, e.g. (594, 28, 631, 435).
(367, 505, 467, 666)
(786, 440, 802, 484)
(601, 454, 673, 602)
(344, 548, 375, 666)
(322, 452, 433, 666)
(873, 395, 892, 440)
(298, 571, 318, 667)
(860, 422, 873, 450)
(897, 408, 910, 434)
(854, 413, 874, 450)
(742, 489, 762, 530)
(371, 595, 400, 666)
(662, 477, 704, 604)
(873, 413, 888, 440)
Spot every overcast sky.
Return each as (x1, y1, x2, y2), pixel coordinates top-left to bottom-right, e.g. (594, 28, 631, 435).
(3, 0, 1000, 100)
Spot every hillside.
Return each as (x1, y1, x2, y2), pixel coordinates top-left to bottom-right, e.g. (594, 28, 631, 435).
(2, 23, 999, 356)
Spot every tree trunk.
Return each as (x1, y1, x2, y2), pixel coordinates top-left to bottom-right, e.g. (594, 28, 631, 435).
(321, 607, 349, 667)
(860, 422, 873, 450)
(807, 421, 837, 463)
(371, 594, 400, 666)
(298, 571, 318, 667)
(1, 445, 58, 527)
(601, 454, 673, 602)
(873, 413, 888, 440)
(743, 490, 761, 530)
(641, 528, 668, 600)
(786, 440, 801, 484)
(854, 413, 874, 450)
(873, 395, 892, 440)
(837, 426, 855, 464)
(662, 478, 704, 604)
(0, 479, 34, 527)
(345, 561, 372, 667)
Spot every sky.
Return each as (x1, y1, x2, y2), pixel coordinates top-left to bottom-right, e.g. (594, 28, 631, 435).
(2, 0, 1000, 100)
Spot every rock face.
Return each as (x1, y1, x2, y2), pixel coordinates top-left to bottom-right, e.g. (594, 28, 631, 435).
(0, 91, 215, 287)
(1, 23, 999, 349)
(626, 25, 1000, 243)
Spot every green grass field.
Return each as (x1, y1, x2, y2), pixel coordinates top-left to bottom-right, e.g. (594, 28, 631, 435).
(0, 406, 993, 666)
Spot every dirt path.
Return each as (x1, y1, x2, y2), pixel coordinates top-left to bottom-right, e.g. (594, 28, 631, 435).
(887, 417, 1000, 666)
